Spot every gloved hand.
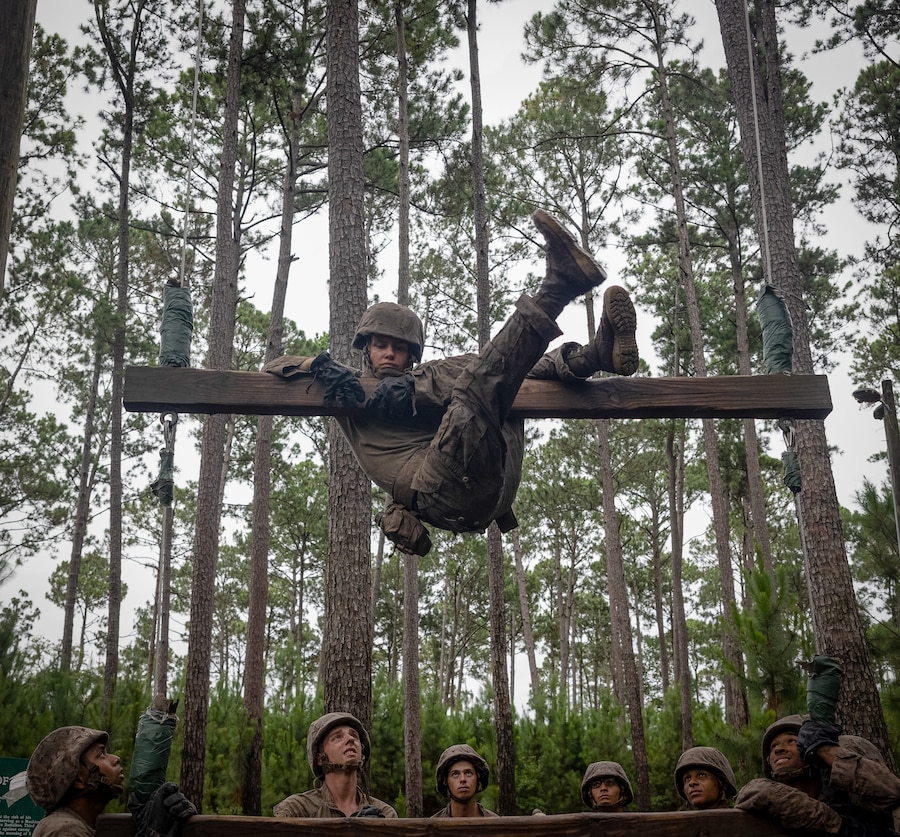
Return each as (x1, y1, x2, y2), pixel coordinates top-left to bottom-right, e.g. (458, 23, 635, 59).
(351, 804, 386, 817)
(804, 654, 842, 724)
(366, 373, 416, 420)
(797, 718, 842, 765)
(131, 782, 197, 837)
(309, 351, 365, 409)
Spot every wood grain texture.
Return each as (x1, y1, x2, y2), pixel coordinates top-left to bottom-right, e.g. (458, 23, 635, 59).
(95, 810, 795, 836)
(124, 367, 831, 420)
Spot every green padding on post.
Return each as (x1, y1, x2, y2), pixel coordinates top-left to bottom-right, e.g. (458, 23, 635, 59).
(159, 284, 193, 368)
(756, 283, 793, 374)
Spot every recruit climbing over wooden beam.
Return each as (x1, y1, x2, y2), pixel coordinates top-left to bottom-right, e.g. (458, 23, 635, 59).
(124, 365, 832, 422)
(125, 211, 832, 557)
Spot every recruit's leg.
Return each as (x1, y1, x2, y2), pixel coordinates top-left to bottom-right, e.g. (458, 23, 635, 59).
(407, 211, 607, 533)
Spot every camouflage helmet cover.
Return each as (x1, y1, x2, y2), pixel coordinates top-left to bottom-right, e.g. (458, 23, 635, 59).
(580, 761, 634, 809)
(435, 744, 490, 797)
(674, 746, 737, 800)
(762, 714, 807, 778)
(306, 712, 371, 779)
(352, 302, 424, 363)
(26, 726, 109, 811)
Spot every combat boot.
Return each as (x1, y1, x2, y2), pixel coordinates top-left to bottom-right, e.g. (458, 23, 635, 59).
(565, 286, 639, 377)
(532, 209, 607, 319)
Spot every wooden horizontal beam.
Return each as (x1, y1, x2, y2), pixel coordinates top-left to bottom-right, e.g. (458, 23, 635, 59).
(96, 810, 794, 837)
(124, 366, 832, 421)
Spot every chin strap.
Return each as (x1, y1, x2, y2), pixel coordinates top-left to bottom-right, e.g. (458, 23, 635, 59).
(320, 758, 364, 775)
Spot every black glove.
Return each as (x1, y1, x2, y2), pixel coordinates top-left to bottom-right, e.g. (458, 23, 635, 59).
(366, 373, 416, 420)
(351, 804, 386, 818)
(797, 718, 842, 765)
(309, 351, 365, 409)
(838, 815, 868, 837)
(131, 782, 197, 837)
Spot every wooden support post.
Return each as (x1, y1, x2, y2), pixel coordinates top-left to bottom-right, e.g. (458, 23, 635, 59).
(124, 366, 832, 421)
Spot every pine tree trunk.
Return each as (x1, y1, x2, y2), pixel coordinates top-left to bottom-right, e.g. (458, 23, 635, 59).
(649, 0, 747, 729)
(727, 231, 776, 579)
(0, 0, 36, 296)
(182, 0, 246, 806)
(241, 85, 301, 814)
(62, 346, 103, 672)
(512, 528, 541, 694)
(667, 420, 693, 750)
(94, 0, 152, 720)
(715, 0, 891, 761)
(596, 418, 650, 810)
(322, 0, 373, 727)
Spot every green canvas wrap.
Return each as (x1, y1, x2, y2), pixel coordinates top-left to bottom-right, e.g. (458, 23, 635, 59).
(150, 449, 174, 506)
(128, 704, 177, 804)
(807, 655, 843, 724)
(158, 285, 193, 368)
(756, 284, 793, 374)
(782, 450, 801, 493)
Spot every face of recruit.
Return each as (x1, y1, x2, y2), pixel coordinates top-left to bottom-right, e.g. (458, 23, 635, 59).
(368, 334, 410, 378)
(769, 731, 804, 778)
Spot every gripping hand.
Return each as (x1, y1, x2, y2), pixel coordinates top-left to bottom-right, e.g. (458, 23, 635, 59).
(797, 718, 841, 765)
(352, 804, 386, 818)
(131, 782, 197, 837)
(366, 373, 416, 420)
(310, 351, 365, 409)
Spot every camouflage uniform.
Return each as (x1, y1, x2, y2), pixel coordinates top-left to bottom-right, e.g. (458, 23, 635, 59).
(431, 802, 498, 818)
(274, 712, 398, 820)
(273, 786, 397, 819)
(338, 293, 564, 536)
(736, 716, 900, 835)
(32, 807, 97, 837)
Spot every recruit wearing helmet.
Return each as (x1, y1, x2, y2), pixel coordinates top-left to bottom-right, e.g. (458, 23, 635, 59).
(26, 726, 111, 812)
(352, 302, 424, 365)
(762, 714, 807, 779)
(674, 746, 737, 801)
(435, 745, 490, 798)
(306, 712, 372, 780)
(580, 761, 635, 809)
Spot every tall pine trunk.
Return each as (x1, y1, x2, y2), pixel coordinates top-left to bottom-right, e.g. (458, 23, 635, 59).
(716, 0, 890, 760)
(648, 0, 747, 730)
(321, 0, 373, 727)
(182, 0, 245, 805)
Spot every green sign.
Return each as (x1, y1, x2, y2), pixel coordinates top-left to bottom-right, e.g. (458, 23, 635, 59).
(0, 758, 43, 837)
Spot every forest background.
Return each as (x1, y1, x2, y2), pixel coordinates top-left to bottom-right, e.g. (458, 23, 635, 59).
(1, 0, 900, 821)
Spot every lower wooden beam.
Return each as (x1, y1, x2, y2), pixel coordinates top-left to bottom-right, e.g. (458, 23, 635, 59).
(96, 810, 794, 836)
(124, 366, 831, 421)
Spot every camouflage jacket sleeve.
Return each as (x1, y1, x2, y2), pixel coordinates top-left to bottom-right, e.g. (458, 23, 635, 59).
(829, 746, 900, 814)
(735, 778, 842, 833)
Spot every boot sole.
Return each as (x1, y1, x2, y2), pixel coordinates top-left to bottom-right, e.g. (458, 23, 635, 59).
(532, 209, 607, 291)
(604, 286, 639, 376)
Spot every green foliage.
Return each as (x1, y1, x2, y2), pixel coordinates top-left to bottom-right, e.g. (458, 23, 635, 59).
(731, 562, 804, 715)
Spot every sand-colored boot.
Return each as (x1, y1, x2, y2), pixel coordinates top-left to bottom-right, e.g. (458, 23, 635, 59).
(565, 286, 639, 377)
(531, 209, 607, 318)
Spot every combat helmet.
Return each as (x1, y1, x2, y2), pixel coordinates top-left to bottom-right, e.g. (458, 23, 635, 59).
(435, 744, 490, 797)
(580, 761, 634, 809)
(762, 714, 806, 778)
(352, 302, 424, 364)
(306, 712, 371, 779)
(674, 746, 737, 800)
(26, 726, 108, 811)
